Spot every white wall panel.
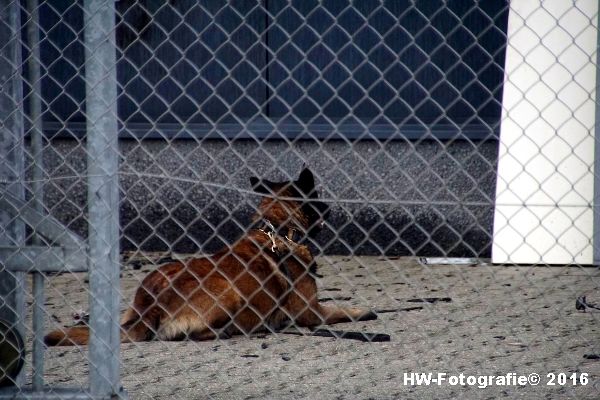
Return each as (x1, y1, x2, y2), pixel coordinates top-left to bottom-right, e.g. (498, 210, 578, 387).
(493, 0, 598, 264)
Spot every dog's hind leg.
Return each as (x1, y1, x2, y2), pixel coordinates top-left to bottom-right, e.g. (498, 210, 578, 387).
(321, 305, 378, 324)
(120, 306, 160, 342)
(158, 286, 243, 341)
(119, 280, 167, 342)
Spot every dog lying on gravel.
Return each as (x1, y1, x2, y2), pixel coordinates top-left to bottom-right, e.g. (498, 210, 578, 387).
(45, 167, 377, 346)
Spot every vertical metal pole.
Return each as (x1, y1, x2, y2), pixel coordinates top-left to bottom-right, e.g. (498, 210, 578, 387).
(594, 6, 600, 265)
(84, 0, 121, 397)
(0, 0, 26, 386)
(26, 0, 45, 390)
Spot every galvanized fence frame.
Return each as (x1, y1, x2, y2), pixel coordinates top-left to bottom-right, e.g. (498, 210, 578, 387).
(0, 0, 123, 398)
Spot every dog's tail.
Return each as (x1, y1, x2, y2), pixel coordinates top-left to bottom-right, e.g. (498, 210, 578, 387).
(44, 326, 91, 346)
(44, 308, 156, 346)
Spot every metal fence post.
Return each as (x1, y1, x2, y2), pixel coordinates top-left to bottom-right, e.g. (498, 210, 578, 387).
(594, 5, 600, 266)
(83, 0, 122, 397)
(25, 0, 46, 390)
(0, 0, 26, 386)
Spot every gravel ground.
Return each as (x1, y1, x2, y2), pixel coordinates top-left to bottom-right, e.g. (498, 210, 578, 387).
(19, 256, 600, 399)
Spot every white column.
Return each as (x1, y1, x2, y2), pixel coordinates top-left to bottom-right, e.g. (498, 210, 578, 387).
(493, 0, 598, 264)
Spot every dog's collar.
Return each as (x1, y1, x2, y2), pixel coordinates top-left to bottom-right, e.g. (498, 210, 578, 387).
(258, 219, 279, 253)
(257, 218, 301, 285)
(257, 219, 303, 252)
(286, 227, 304, 244)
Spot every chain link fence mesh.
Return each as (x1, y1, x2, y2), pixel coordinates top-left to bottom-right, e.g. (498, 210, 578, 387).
(1, 0, 599, 398)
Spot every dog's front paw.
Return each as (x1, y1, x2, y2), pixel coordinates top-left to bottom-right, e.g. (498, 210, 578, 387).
(356, 309, 378, 321)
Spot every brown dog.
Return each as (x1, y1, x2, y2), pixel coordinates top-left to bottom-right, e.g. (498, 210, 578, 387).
(45, 167, 376, 345)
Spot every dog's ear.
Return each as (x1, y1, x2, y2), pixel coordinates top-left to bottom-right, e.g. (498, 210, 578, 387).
(296, 167, 316, 195)
(250, 176, 268, 194)
(251, 177, 279, 194)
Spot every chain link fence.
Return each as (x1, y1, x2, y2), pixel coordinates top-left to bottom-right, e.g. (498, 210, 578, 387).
(1, 0, 599, 398)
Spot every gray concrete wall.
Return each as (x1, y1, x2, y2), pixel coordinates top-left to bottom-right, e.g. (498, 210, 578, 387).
(32, 138, 498, 256)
